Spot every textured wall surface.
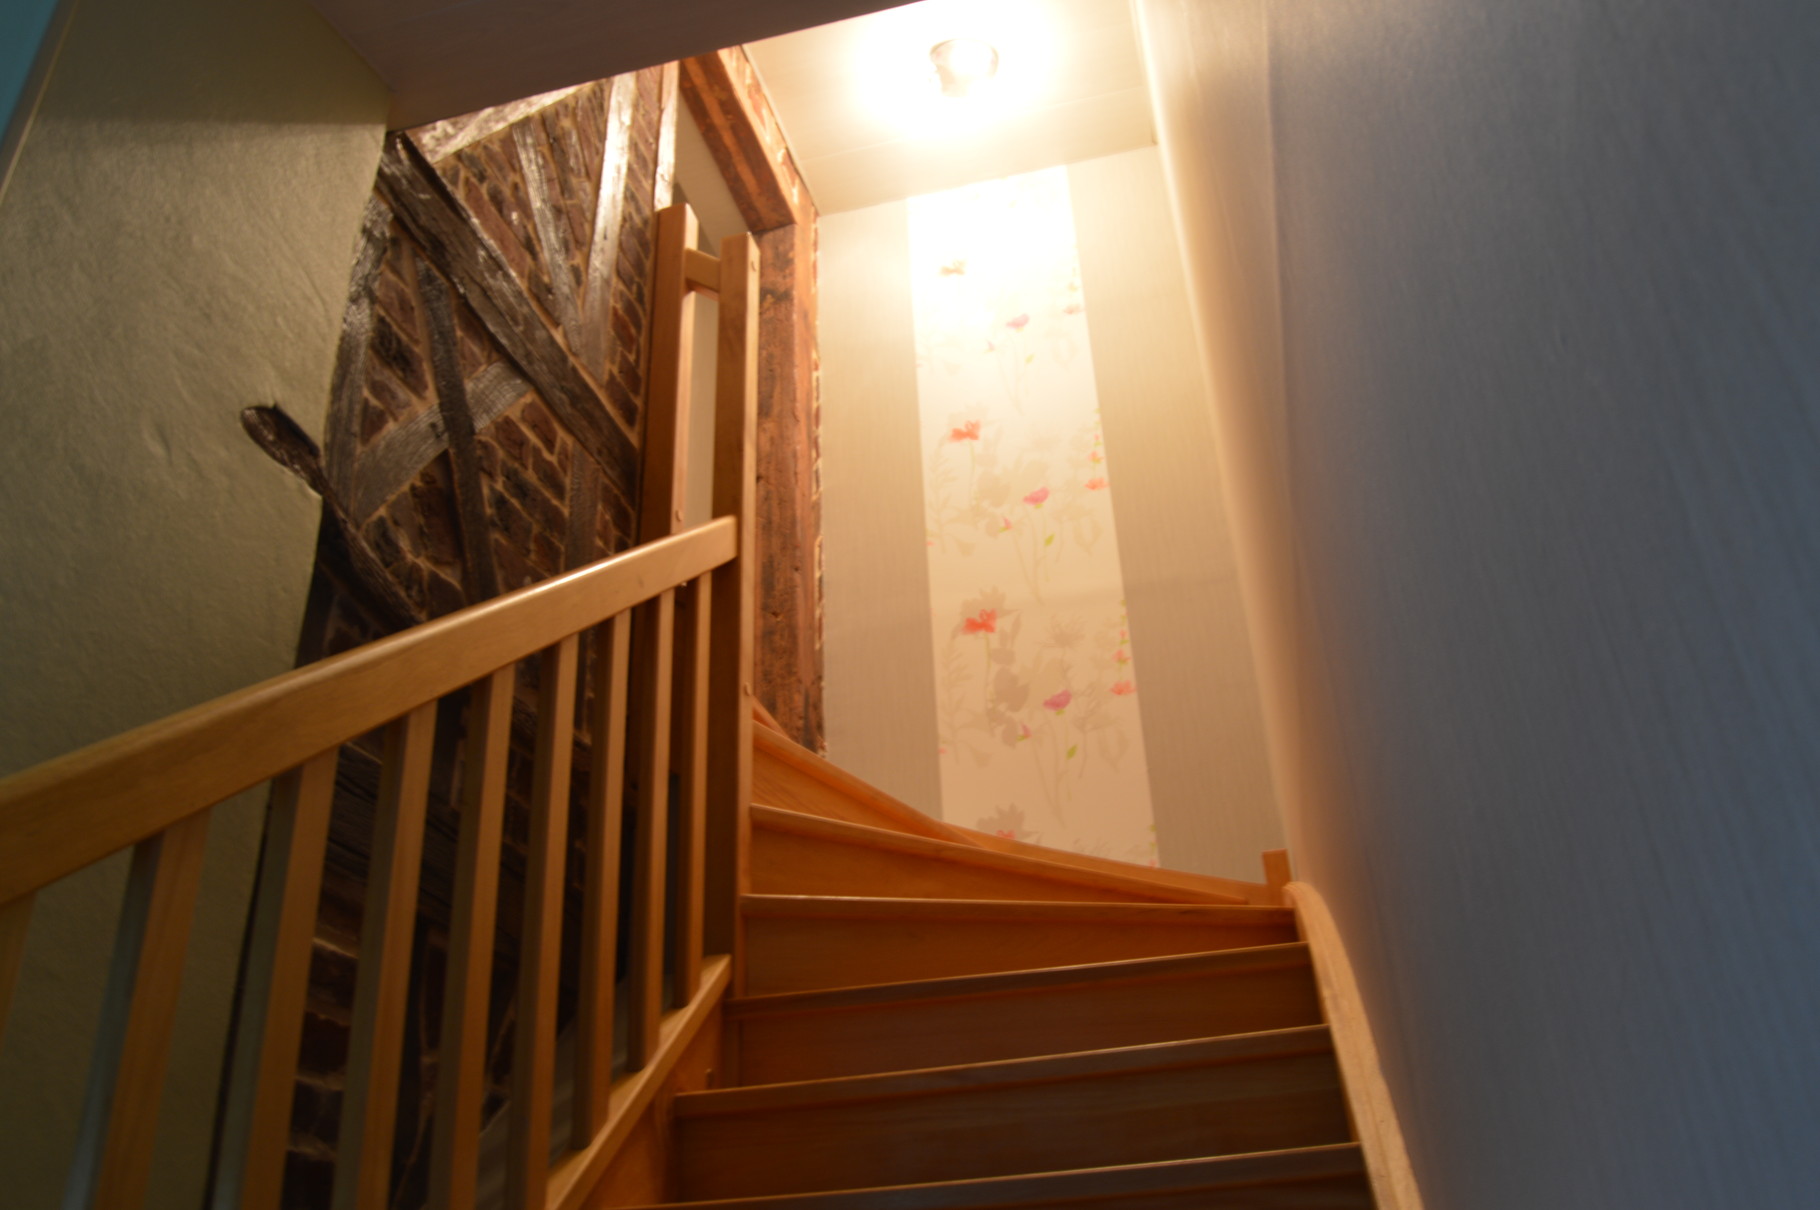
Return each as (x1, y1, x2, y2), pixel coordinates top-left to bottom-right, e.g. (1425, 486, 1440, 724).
(818, 156, 1281, 878)
(1071, 148, 1282, 880)
(0, 0, 388, 1203)
(1141, 0, 1820, 1205)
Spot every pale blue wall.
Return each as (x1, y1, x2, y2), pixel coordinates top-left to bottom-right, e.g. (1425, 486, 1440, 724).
(1, 0, 64, 164)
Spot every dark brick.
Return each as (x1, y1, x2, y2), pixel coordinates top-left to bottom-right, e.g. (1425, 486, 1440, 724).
(409, 476, 462, 567)
(532, 532, 563, 576)
(365, 365, 416, 422)
(364, 514, 406, 568)
(283, 1149, 335, 1210)
(495, 537, 534, 590)
(490, 488, 533, 549)
(370, 312, 427, 396)
(361, 398, 390, 443)
(425, 569, 466, 617)
(530, 446, 565, 499)
(308, 942, 358, 1006)
(373, 268, 419, 341)
(521, 399, 560, 451)
(297, 1009, 349, 1076)
(492, 415, 529, 463)
(291, 1077, 342, 1141)
(605, 374, 638, 428)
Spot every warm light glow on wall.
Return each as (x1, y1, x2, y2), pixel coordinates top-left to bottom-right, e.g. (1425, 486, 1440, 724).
(848, 0, 1059, 140)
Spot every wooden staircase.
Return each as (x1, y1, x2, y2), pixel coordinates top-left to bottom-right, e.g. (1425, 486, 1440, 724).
(604, 725, 1380, 1210)
(0, 199, 1417, 1210)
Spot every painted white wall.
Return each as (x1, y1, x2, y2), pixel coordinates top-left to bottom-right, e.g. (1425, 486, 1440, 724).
(0, 0, 387, 1201)
(818, 200, 947, 813)
(1140, 0, 1820, 1204)
(818, 154, 1281, 877)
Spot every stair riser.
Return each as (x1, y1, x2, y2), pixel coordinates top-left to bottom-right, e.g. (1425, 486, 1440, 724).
(754, 751, 953, 839)
(734, 963, 1324, 1083)
(750, 827, 1176, 904)
(944, 1179, 1374, 1210)
(743, 915, 1300, 994)
(676, 1050, 1351, 1200)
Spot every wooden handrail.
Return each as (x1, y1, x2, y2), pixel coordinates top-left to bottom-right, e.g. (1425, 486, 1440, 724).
(0, 517, 734, 908)
(0, 202, 757, 1210)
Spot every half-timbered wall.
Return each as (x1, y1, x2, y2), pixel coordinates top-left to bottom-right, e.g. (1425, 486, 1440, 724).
(247, 69, 680, 1206)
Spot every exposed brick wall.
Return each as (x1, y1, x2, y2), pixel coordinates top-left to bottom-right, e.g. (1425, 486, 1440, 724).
(274, 68, 671, 1209)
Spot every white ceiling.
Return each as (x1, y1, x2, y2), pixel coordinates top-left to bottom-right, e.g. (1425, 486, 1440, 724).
(747, 0, 1155, 214)
(311, 0, 917, 128)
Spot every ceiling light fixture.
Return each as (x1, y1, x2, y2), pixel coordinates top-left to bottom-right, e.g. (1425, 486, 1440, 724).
(929, 38, 1000, 99)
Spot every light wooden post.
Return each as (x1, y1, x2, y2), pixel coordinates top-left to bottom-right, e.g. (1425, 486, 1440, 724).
(626, 202, 699, 1065)
(64, 810, 211, 1210)
(333, 705, 437, 1210)
(705, 232, 759, 974)
(509, 637, 580, 1210)
(574, 610, 632, 1145)
(212, 752, 339, 1210)
(428, 668, 514, 1210)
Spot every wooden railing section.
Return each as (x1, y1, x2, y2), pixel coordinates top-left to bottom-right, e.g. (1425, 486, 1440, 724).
(0, 204, 756, 1210)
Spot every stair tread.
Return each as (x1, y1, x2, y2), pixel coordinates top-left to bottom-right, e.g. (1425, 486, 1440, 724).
(618, 1144, 1368, 1210)
(753, 727, 1277, 904)
(751, 805, 1244, 905)
(741, 894, 1294, 926)
(728, 942, 1314, 1019)
(678, 1026, 1335, 1116)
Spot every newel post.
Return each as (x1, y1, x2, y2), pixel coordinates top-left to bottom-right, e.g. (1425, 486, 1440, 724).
(705, 232, 759, 981)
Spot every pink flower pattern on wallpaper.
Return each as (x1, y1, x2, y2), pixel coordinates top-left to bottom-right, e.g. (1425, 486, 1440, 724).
(912, 168, 1156, 865)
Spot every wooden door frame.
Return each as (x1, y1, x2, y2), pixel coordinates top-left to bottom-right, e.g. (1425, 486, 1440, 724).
(680, 47, 824, 752)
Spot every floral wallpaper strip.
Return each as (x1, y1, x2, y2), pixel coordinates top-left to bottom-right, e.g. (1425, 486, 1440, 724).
(908, 167, 1158, 865)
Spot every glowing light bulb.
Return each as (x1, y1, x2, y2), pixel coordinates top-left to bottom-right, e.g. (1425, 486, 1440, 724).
(929, 38, 1000, 99)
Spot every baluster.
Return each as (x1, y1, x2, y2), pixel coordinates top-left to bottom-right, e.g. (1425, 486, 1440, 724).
(333, 704, 437, 1210)
(671, 574, 713, 1001)
(627, 589, 676, 1069)
(213, 751, 339, 1210)
(428, 668, 515, 1210)
(574, 611, 632, 1146)
(509, 636, 579, 1210)
(706, 232, 760, 971)
(65, 809, 211, 1210)
(0, 892, 33, 1041)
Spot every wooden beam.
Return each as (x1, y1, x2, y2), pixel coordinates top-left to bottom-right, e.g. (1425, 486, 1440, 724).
(576, 73, 639, 380)
(754, 221, 824, 748)
(374, 134, 640, 481)
(240, 405, 423, 634)
(349, 359, 532, 524)
(322, 197, 393, 500)
(684, 247, 721, 296)
(678, 50, 811, 232)
(414, 253, 503, 601)
(513, 120, 585, 350)
(655, 61, 680, 210)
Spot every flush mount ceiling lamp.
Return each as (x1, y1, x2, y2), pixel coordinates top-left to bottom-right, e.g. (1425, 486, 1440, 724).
(929, 38, 1000, 99)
